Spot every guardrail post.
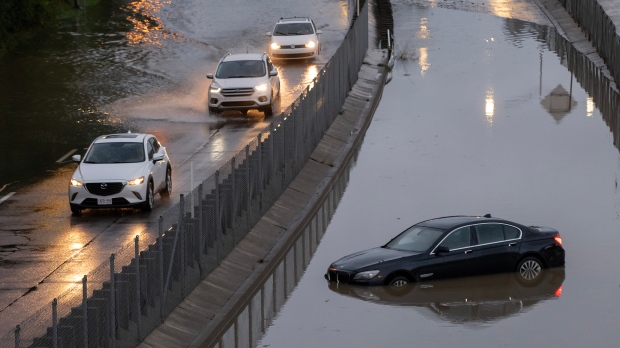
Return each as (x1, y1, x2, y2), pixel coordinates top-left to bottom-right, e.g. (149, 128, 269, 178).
(52, 298, 58, 348)
(134, 235, 142, 340)
(158, 216, 165, 320)
(110, 254, 116, 347)
(179, 194, 186, 297)
(82, 275, 88, 348)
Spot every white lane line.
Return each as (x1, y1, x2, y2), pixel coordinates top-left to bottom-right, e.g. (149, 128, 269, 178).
(56, 149, 78, 163)
(0, 192, 16, 205)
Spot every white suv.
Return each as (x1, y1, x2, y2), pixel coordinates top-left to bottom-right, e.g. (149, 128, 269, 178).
(68, 132, 172, 214)
(206, 53, 280, 116)
(267, 17, 322, 60)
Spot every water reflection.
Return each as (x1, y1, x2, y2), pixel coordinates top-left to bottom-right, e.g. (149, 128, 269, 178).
(540, 84, 577, 123)
(328, 268, 565, 325)
(125, 0, 172, 46)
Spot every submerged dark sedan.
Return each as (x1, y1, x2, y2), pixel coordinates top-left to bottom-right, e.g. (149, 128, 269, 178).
(325, 215, 565, 287)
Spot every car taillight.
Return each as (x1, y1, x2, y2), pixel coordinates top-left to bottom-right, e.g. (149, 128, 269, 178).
(554, 235, 563, 246)
(555, 285, 563, 297)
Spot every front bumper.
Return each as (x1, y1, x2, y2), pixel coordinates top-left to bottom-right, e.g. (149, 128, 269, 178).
(208, 90, 271, 111)
(68, 181, 147, 209)
(324, 268, 383, 285)
(270, 47, 317, 60)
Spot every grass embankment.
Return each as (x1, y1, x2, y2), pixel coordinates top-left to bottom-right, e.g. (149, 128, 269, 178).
(0, 0, 101, 57)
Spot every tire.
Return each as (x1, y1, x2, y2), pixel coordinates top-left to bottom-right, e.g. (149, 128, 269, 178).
(70, 205, 82, 215)
(142, 180, 154, 212)
(161, 166, 172, 197)
(388, 275, 410, 288)
(263, 93, 274, 116)
(208, 107, 219, 115)
(516, 256, 543, 283)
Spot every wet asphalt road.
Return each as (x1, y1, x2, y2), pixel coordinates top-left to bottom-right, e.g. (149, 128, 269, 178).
(258, 1, 620, 347)
(0, 0, 354, 336)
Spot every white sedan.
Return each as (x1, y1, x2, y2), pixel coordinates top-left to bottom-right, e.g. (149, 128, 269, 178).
(68, 132, 172, 214)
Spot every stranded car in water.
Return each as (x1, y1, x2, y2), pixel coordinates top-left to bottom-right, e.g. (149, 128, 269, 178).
(68, 132, 172, 214)
(325, 215, 565, 287)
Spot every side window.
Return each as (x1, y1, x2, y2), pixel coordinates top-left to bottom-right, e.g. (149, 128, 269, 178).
(503, 225, 521, 239)
(440, 227, 471, 250)
(151, 137, 161, 153)
(147, 141, 154, 160)
(475, 224, 505, 245)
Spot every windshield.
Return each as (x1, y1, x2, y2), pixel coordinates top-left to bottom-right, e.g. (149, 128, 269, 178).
(385, 226, 444, 252)
(215, 60, 266, 78)
(84, 142, 145, 164)
(273, 22, 314, 36)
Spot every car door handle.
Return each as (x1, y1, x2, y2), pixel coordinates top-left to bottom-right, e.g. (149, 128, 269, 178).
(464, 250, 473, 254)
(509, 243, 517, 246)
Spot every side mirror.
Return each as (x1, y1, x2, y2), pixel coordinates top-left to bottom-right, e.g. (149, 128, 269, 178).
(435, 245, 449, 255)
(269, 70, 278, 77)
(206, 73, 214, 79)
(153, 153, 164, 163)
(266, 32, 272, 36)
(316, 30, 323, 35)
(72, 154, 81, 163)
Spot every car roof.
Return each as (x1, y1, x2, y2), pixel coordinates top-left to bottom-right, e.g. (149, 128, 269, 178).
(94, 133, 149, 143)
(276, 17, 312, 24)
(222, 53, 265, 62)
(417, 215, 512, 230)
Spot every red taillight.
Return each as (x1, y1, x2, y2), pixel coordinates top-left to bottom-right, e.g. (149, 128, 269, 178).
(554, 235, 563, 246)
(555, 285, 563, 297)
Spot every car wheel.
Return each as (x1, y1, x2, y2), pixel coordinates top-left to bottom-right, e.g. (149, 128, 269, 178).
(142, 180, 154, 211)
(263, 93, 274, 116)
(161, 166, 172, 197)
(388, 275, 410, 288)
(209, 107, 219, 115)
(517, 256, 543, 282)
(70, 205, 82, 215)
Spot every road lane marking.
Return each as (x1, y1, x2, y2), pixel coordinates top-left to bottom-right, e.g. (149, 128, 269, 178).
(56, 149, 78, 163)
(0, 192, 16, 205)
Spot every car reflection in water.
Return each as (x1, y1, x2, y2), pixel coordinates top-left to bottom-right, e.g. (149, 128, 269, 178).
(328, 268, 565, 325)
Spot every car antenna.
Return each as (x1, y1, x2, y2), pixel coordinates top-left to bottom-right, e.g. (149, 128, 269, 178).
(484, 214, 492, 218)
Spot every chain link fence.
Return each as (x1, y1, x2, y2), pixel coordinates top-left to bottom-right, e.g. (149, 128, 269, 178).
(1, 1, 369, 347)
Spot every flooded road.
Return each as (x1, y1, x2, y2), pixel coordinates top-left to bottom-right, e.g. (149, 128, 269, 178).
(258, 1, 620, 347)
(0, 0, 354, 338)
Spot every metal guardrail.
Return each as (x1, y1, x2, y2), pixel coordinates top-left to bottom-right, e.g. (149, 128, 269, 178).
(0, 1, 369, 347)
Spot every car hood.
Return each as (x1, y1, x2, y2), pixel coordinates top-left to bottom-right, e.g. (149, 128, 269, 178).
(75, 162, 148, 182)
(272, 35, 316, 45)
(330, 247, 418, 271)
(214, 77, 265, 88)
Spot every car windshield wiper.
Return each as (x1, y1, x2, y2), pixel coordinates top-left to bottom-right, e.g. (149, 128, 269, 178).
(274, 31, 288, 35)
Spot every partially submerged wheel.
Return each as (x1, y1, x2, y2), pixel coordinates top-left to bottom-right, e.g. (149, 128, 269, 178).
(517, 256, 543, 282)
(161, 166, 172, 197)
(70, 205, 82, 215)
(142, 180, 154, 212)
(388, 275, 409, 288)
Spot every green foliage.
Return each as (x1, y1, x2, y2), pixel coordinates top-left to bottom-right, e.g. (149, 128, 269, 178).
(0, 0, 74, 55)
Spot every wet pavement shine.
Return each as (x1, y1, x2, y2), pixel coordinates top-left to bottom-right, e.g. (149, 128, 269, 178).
(258, 1, 620, 347)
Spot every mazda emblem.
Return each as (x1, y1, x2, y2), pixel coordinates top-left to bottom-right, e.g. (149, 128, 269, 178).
(101, 183, 107, 190)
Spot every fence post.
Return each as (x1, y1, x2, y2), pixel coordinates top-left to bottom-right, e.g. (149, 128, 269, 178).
(52, 298, 58, 348)
(134, 235, 142, 340)
(231, 157, 236, 221)
(82, 275, 88, 348)
(110, 254, 116, 347)
(257, 134, 263, 213)
(14, 325, 20, 348)
(158, 216, 165, 320)
(246, 145, 251, 230)
(179, 194, 186, 297)
(198, 183, 204, 276)
(270, 124, 275, 181)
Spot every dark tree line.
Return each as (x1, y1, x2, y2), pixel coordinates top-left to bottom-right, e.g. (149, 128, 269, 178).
(0, 0, 81, 55)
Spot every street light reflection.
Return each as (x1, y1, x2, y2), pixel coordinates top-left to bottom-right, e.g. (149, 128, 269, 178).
(418, 18, 429, 40)
(485, 89, 495, 125)
(586, 97, 595, 117)
(418, 47, 430, 76)
(125, 0, 174, 46)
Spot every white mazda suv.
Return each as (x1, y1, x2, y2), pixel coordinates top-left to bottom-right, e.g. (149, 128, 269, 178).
(68, 132, 172, 214)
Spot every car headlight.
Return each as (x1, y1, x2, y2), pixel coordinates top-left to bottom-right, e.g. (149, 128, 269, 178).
(210, 82, 221, 93)
(127, 176, 144, 186)
(306, 40, 316, 48)
(353, 270, 380, 280)
(270, 42, 281, 50)
(70, 178, 83, 187)
(255, 83, 268, 92)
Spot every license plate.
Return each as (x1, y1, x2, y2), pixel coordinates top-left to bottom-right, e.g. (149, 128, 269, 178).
(97, 198, 113, 205)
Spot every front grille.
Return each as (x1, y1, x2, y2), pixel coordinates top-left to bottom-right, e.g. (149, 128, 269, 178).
(85, 182, 124, 196)
(326, 270, 352, 283)
(221, 101, 256, 107)
(221, 88, 254, 97)
(273, 52, 314, 58)
(279, 44, 305, 49)
(80, 198, 131, 207)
